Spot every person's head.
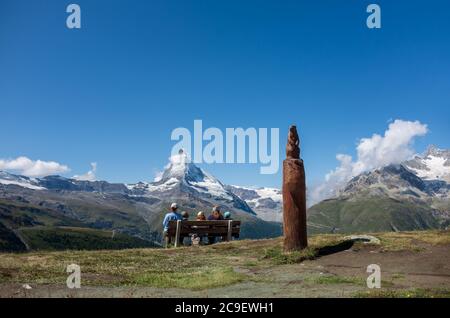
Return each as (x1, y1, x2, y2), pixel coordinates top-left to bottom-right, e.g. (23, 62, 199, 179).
(224, 211, 231, 219)
(211, 206, 222, 219)
(196, 211, 206, 220)
(170, 202, 178, 212)
(181, 211, 189, 220)
(211, 211, 219, 219)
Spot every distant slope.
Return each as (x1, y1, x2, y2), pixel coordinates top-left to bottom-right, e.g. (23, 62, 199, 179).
(307, 196, 439, 234)
(19, 226, 156, 251)
(307, 162, 449, 234)
(0, 199, 159, 251)
(0, 222, 27, 252)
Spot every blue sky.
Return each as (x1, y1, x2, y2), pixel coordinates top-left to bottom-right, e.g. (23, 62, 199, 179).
(0, 0, 449, 188)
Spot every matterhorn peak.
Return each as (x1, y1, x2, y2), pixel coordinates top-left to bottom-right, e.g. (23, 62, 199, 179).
(164, 149, 191, 178)
(144, 150, 232, 198)
(156, 149, 206, 184)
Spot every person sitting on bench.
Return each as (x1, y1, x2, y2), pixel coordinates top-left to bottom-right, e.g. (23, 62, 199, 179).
(221, 211, 232, 241)
(191, 211, 206, 245)
(208, 206, 224, 221)
(207, 206, 223, 244)
(181, 211, 189, 221)
(196, 211, 206, 221)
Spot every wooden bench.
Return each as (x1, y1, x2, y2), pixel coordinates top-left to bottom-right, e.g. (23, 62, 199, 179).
(166, 220, 241, 247)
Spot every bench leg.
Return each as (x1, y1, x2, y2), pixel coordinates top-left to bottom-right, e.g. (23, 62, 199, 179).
(164, 234, 170, 248)
(227, 220, 232, 241)
(174, 220, 181, 248)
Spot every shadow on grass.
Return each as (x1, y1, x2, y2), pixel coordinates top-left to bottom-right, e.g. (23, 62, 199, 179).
(262, 239, 355, 265)
(316, 240, 354, 257)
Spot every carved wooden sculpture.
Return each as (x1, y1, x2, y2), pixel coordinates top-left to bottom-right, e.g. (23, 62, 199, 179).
(282, 125, 308, 251)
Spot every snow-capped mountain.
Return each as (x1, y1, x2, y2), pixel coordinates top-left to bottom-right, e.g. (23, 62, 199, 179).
(319, 146, 450, 203)
(0, 171, 45, 190)
(330, 148, 450, 221)
(0, 152, 255, 216)
(339, 164, 449, 201)
(139, 152, 233, 200)
(226, 185, 282, 222)
(308, 146, 450, 234)
(4, 145, 447, 237)
(404, 146, 450, 182)
(126, 151, 255, 214)
(0, 151, 249, 212)
(0, 153, 282, 250)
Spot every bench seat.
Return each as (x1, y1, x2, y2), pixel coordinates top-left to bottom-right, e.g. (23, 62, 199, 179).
(166, 220, 241, 247)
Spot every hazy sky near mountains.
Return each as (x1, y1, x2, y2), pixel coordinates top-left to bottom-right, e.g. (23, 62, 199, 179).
(0, 0, 449, 189)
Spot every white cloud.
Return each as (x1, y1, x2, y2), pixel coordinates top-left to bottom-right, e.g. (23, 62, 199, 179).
(153, 151, 191, 182)
(309, 119, 428, 205)
(153, 170, 164, 182)
(0, 156, 70, 177)
(73, 162, 97, 181)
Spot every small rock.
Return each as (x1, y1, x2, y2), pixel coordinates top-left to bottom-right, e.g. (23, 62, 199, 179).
(343, 235, 381, 245)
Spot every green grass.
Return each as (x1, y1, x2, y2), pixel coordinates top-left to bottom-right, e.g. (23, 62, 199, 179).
(133, 266, 246, 290)
(355, 288, 450, 298)
(390, 273, 405, 279)
(19, 226, 156, 251)
(303, 274, 396, 288)
(0, 230, 448, 293)
(243, 261, 258, 267)
(259, 234, 343, 265)
(261, 246, 317, 265)
(378, 230, 450, 251)
(305, 275, 364, 286)
(0, 235, 341, 288)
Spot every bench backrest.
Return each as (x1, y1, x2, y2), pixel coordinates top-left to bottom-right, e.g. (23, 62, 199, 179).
(167, 220, 241, 238)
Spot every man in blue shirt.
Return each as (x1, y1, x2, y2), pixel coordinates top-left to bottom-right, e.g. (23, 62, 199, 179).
(163, 203, 182, 246)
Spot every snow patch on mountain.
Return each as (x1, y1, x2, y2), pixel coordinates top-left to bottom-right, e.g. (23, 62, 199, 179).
(236, 186, 282, 206)
(411, 156, 448, 179)
(0, 172, 46, 190)
(226, 185, 282, 222)
(404, 146, 450, 182)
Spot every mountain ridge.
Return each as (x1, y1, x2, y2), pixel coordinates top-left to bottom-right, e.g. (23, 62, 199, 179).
(0, 153, 281, 251)
(1, 145, 449, 246)
(307, 146, 450, 234)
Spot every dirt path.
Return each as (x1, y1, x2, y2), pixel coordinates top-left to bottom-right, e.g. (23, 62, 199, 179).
(1, 242, 449, 298)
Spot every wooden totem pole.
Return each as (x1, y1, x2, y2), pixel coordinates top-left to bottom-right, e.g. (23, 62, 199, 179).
(282, 125, 308, 251)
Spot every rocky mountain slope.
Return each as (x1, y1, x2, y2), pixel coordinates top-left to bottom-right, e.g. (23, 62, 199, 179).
(308, 146, 450, 234)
